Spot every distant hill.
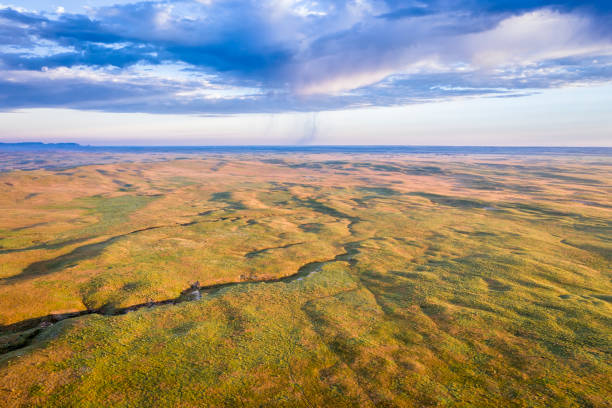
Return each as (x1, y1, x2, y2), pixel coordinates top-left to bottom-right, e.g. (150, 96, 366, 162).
(0, 143, 609, 155)
(0, 142, 84, 151)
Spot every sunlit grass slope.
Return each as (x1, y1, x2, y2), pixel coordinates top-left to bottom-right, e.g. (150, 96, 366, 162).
(0, 153, 610, 407)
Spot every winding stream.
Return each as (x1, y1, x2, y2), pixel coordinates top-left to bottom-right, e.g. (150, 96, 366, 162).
(0, 241, 360, 356)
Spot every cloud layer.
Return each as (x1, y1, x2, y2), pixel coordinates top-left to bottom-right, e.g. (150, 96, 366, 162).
(1, 0, 611, 113)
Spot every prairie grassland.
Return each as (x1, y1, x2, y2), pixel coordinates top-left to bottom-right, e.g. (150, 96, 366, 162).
(0, 153, 611, 407)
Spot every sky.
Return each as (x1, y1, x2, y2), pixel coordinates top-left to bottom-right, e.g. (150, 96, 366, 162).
(0, 0, 611, 145)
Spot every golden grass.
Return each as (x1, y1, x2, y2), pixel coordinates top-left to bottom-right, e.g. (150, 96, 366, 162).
(0, 153, 610, 407)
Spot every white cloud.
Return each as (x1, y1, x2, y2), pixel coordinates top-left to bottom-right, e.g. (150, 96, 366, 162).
(1, 2, 611, 114)
(292, 9, 612, 95)
(0, 38, 76, 57)
(462, 10, 612, 67)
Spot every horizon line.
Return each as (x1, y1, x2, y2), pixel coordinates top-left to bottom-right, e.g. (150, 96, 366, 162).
(1, 142, 611, 148)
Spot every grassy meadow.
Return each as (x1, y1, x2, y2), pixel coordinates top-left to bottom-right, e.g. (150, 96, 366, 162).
(0, 152, 610, 407)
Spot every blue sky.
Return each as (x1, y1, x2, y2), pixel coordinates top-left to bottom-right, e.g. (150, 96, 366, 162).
(0, 0, 611, 145)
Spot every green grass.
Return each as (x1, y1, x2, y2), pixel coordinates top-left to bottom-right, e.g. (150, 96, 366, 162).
(0, 154, 610, 407)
